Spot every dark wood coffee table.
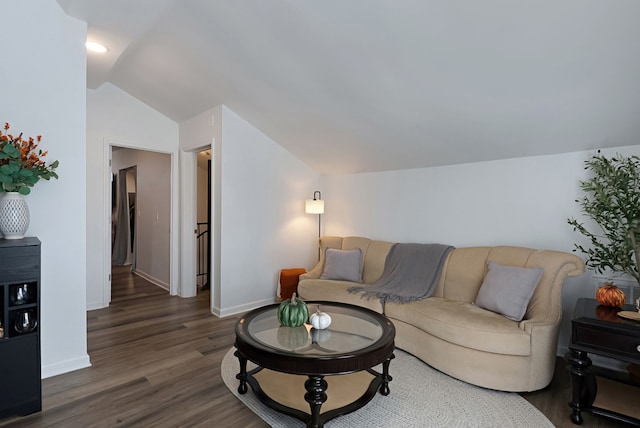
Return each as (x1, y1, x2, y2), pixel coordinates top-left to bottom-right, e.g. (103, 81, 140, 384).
(234, 301, 395, 428)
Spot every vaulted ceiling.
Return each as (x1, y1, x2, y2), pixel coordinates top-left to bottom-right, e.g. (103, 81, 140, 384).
(58, 0, 640, 174)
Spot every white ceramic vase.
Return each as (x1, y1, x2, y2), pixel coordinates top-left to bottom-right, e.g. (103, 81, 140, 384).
(0, 192, 30, 239)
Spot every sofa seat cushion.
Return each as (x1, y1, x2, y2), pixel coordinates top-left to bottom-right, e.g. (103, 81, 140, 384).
(384, 297, 531, 356)
(297, 279, 384, 313)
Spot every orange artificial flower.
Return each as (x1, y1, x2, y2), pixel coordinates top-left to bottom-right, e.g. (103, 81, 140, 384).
(0, 122, 59, 195)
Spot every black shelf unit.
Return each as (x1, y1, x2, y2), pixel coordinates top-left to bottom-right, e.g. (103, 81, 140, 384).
(0, 237, 41, 419)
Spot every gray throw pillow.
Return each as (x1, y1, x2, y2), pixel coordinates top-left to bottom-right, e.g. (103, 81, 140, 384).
(320, 248, 363, 282)
(475, 261, 544, 322)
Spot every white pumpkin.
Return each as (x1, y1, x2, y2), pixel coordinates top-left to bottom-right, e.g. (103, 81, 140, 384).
(309, 308, 332, 330)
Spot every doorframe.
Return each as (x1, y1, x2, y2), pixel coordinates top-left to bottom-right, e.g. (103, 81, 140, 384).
(179, 142, 213, 299)
(102, 139, 180, 307)
(179, 149, 196, 298)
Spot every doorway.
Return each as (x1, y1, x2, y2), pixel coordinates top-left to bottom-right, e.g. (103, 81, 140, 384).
(196, 149, 212, 291)
(109, 146, 172, 298)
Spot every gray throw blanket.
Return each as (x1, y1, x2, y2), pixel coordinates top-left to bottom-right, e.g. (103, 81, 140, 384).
(348, 243, 454, 304)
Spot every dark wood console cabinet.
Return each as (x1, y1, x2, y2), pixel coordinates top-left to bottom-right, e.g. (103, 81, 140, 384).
(0, 237, 41, 419)
(565, 298, 640, 426)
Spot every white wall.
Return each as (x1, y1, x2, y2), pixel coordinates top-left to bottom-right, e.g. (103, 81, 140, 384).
(0, 0, 90, 377)
(89, 87, 320, 321)
(321, 145, 640, 354)
(212, 107, 320, 315)
(111, 149, 172, 288)
(87, 83, 179, 308)
(180, 106, 321, 315)
(178, 108, 221, 300)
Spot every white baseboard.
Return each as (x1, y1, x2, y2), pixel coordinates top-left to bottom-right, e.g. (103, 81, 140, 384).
(87, 300, 107, 311)
(133, 269, 169, 291)
(42, 354, 92, 379)
(213, 297, 277, 318)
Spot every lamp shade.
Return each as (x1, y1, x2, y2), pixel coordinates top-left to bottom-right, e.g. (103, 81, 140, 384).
(305, 199, 324, 214)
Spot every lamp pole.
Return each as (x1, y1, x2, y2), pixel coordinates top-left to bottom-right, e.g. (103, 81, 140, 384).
(305, 191, 324, 261)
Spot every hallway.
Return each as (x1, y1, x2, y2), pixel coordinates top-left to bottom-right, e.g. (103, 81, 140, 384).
(0, 266, 266, 427)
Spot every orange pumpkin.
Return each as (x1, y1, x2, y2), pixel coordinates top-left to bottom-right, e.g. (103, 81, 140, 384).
(596, 283, 626, 308)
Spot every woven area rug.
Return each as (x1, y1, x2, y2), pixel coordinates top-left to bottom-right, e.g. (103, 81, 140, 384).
(221, 347, 554, 427)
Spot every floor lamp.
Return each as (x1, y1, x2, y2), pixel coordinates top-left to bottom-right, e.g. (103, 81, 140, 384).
(305, 191, 324, 261)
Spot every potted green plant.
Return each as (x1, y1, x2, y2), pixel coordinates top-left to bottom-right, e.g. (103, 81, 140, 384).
(568, 151, 640, 304)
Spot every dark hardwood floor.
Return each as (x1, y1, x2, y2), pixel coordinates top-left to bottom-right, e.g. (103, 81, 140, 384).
(0, 266, 630, 427)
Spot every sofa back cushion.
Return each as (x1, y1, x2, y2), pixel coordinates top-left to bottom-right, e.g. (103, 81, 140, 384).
(432, 247, 490, 302)
(435, 246, 584, 323)
(340, 237, 395, 284)
(435, 246, 541, 301)
(361, 240, 394, 283)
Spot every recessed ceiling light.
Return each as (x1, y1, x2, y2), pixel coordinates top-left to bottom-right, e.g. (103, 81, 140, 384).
(86, 41, 109, 53)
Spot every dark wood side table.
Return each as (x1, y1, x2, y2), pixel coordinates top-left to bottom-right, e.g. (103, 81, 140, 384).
(565, 298, 640, 425)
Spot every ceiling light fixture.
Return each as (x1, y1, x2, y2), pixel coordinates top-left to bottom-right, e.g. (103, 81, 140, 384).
(85, 41, 109, 53)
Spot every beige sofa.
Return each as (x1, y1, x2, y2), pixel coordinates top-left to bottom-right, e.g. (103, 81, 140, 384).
(298, 236, 584, 392)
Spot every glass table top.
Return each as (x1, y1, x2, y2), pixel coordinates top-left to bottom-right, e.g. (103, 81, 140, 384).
(243, 302, 385, 356)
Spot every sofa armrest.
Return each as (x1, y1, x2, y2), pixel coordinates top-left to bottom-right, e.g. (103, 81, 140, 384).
(524, 251, 585, 324)
(518, 318, 555, 334)
(300, 261, 323, 280)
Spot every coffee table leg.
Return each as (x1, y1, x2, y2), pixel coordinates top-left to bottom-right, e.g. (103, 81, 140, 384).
(234, 350, 248, 394)
(304, 375, 328, 428)
(565, 349, 592, 425)
(380, 352, 395, 396)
